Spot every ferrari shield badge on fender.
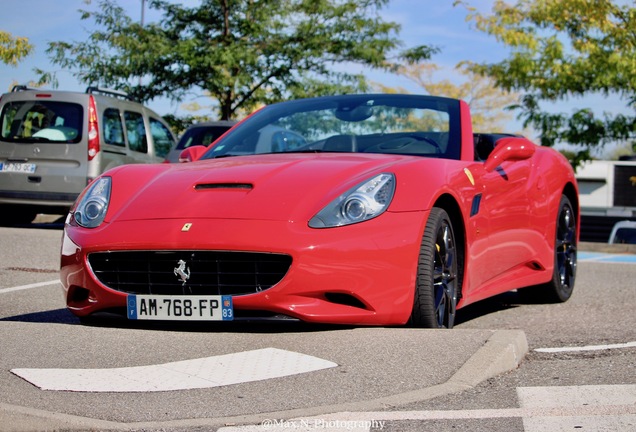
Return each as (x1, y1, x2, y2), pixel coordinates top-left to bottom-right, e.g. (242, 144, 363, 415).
(181, 223, 193, 232)
(174, 260, 190, 286)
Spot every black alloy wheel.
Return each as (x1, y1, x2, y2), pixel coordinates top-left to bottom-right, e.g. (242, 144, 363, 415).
(522, 194, 577, 303)
(411, 207, 458, 328)
(552, 195, 578, 301)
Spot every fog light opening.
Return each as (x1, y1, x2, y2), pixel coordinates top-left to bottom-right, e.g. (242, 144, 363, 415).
(324, 292, 368, 310)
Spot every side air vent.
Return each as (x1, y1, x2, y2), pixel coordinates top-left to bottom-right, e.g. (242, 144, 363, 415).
(527, 261, 545, 271)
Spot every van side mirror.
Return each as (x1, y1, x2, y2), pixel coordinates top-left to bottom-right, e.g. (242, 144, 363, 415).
(483, 137, 535, 172)
(178, 145, 208, 163)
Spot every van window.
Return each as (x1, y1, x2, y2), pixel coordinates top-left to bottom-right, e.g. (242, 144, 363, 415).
(124, 111, 147, 153)
(0, 101, 83, 143)
(103, 108, 125, 147)
(149, 117, 174, 158)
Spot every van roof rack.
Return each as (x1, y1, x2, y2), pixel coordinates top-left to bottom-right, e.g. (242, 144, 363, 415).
(85, 86, 134, 101)
(10, 85, 137, 102)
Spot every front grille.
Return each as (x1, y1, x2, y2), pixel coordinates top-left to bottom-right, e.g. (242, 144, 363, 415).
(88, 251, 292, 296)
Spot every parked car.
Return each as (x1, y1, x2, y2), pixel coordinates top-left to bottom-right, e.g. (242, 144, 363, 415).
(61, 93, 579, 328)
(164, 121, 237, 163)
(176, 124, 309, 162)
(608, 220, 636, 244)
(0, 85, 176, 224)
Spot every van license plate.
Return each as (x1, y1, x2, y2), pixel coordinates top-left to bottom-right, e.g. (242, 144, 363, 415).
(0, 163, 36, 173)
(127, 294, 233, 321)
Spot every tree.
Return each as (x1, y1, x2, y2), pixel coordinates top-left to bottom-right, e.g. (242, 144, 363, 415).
(457, 0, 636, 162)
(0, 31, 33, 66)
(376, 63, 520, 133)
(45, 0, 435, 120)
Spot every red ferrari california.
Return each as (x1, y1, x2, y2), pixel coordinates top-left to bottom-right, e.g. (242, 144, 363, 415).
(60, 94, 579, 328)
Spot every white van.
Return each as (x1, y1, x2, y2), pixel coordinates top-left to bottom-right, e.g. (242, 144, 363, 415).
(0, 86, 176, 224)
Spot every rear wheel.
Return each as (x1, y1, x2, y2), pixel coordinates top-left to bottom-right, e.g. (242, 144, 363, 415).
(522, 195, 577, 303)
(411, 208, 458, 328)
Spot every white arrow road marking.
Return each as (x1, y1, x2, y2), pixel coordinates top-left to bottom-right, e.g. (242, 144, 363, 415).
(11, 348, 337, 392)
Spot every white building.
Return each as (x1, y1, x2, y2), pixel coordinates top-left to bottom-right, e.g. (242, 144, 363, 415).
(576, 160, 636, 216)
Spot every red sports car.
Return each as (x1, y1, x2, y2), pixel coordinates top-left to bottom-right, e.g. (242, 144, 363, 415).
(60, 94, 579, 328)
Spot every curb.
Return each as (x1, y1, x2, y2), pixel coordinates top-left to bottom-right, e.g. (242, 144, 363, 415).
(0, 330, 528, 431)
(579, 241, 636, 254)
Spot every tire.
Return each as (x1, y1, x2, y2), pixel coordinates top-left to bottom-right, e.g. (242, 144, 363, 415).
(411, 207, 458, 328)
(522, 195, 577, 303)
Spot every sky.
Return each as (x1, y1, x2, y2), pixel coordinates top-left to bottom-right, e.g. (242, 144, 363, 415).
(0, 0, 630, 149)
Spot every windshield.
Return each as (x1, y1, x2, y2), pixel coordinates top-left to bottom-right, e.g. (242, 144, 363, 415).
(201, 94, 462, 160)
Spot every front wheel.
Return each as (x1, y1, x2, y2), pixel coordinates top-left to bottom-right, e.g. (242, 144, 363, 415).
(411, 207, 458, 328)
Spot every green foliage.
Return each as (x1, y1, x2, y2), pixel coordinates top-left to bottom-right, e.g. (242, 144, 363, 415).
(0, 31, 33, 66)
(458, 0, 636, 165)
(378, 63, 520, 133)
(44, 0, 433, 120)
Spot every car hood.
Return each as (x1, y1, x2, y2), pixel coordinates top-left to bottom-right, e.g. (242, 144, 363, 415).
(108, 153, 425, 223)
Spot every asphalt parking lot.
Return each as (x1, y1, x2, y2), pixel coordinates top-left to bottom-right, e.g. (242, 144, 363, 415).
(0, 228, 634, 431)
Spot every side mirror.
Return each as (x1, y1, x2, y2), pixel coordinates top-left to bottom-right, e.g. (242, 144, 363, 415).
(178, 145, 208, 163)
(483, 137, 535, 172)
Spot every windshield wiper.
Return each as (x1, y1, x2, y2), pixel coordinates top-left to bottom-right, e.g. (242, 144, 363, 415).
(207, 154, 239, 159)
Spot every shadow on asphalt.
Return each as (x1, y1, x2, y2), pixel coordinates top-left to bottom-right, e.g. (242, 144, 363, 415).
(1, 308, 357, 333)
(455, 292, 520, 326)
(0, 214, 66, 230)
(3, 293, 536, 333)
(0, 308, 80, 325)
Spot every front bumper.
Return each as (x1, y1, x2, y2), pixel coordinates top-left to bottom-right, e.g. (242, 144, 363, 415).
(60, 211, 427, 325)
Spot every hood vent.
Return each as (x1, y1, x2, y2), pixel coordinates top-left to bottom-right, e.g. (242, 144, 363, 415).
(194, 183, 253, 190)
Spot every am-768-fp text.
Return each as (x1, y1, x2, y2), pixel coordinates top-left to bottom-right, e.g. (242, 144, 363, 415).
(127, 294, 233, 321)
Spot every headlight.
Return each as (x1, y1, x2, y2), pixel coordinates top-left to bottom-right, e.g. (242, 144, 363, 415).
(309, 173, 395, 228)
(73, 177, 111, 228)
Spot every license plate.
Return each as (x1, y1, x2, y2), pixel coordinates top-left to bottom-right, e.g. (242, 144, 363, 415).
(127, 294, 233, 321)
(0, 162, 37, 173)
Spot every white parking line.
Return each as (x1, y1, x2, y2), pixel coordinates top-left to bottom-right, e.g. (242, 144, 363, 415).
(518, 384, 636, 432)
(11, 348, 338, 392)
(0, 279, 60, 294)
(535, 341, 636, 353)
(218, 385, 636, 431)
